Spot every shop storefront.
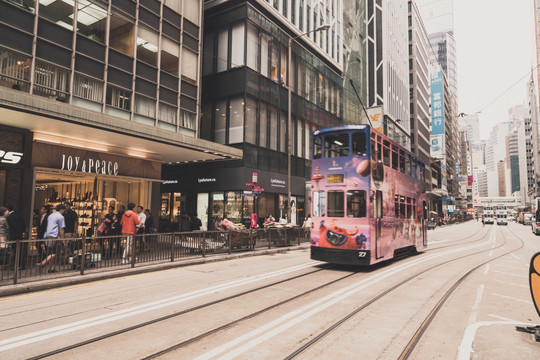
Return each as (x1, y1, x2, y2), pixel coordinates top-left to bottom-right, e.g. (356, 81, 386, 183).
(31, 142, 161, 237)
(0, 125, 33, 218)
(161, 166, 306, 230)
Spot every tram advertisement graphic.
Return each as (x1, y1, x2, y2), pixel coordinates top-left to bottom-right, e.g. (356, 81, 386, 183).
(530, 252, 540, 318)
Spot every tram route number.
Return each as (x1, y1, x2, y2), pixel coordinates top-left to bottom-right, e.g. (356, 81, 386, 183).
(358, 251, 367, 258)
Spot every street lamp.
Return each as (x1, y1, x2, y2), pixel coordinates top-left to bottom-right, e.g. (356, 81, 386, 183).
(287, 24, 330, 223)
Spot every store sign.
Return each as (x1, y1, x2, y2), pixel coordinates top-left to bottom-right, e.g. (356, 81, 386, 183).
(61, 154, 119, 175)
(270, 178, 286, 188)
(0, 150, 23, 164)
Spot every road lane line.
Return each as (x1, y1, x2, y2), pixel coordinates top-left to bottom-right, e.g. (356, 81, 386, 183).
(0, 262, 321, 352)
(457, 321, 535, 360)
(493, 279, 528, 288)
(194, 240, 495, 360)
(483, 264, 489, 275)
(492, 293, 533, 305)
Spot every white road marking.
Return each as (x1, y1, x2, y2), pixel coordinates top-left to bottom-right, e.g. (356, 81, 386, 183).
(457, 321, 536, 360)
(492, 271, 527, 278)
(466, 284, 484, 326)
(495, 264, 526, 271)
(493, 279, 528, 288)
(510, 253, 520, 260)
(492, 293, 533, 305)
(194, 241, 495, 360)
(0, 262, 321, 352)
(483, 264, 490, 275)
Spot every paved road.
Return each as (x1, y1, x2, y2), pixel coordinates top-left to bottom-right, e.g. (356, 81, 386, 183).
(0, 221, 538, 359)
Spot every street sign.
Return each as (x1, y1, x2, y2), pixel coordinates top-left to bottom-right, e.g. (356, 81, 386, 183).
(253, 187, 264, 192)
(245, 182, 257, 187)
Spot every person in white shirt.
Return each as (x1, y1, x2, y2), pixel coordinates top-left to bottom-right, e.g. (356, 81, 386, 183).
(136, 205, 147, 252)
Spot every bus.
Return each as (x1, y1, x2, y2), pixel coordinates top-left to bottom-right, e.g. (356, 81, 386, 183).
(483, 206, 495, 224)
(310, 125, 428, 266)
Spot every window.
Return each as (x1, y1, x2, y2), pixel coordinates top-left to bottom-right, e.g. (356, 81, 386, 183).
(77, 0, 107, 43)
(347, 190, 366, 218)
(383, 143, 390, 166)
(400, 196, 405, 218)
(106, 85, 131, 110)
(135, 94, 155, 118)
(180, 110, 195, 129)
(313, 136, 322, 159)
(137, 27, 159, 66)
(259, 102, 268, 147)
(313, 190, 326, 217)
(229, 97, 244, 144)
(261, 34, 269, 77)
(215, 100, 226, 144)
(327, 191, 344, 217)
(159, 102, 177, 124)
(109, 11, 135, 56)
(391, 149, 398, 170)
(39, 0, 74, 31)
(217, 27, 228, 72)
(325, 133, 349, 158)
(161, 37, 180, 75)
(399, 151, 405, 173)
(352, 132, 366, 156)
(245, 98, 256, 144)
(73, 73, 103, 102)
(269, 107, 278, 150)
(247, 24, 259, 71)
(183, 0, 200, 25)
(231, 22, 245, 68)
(181, 48, 197, 82)
(33, 61, 69, 98)
(0, 48, 31, 91)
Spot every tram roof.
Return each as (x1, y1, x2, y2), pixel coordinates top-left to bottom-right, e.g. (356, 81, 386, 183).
(313, 125, 369, 135)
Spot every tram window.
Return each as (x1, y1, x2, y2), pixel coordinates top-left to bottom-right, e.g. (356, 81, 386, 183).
(314, 136, 322, 159)
(412, 158, 418, 179)
(391, 150, 398, 170)
(371, 141, 376, 161)
(347, 190, 366, 218)
(313, 191, 326, 217)
(400, 196, 406, 218)
(407, 197, 412, 219)
(377, 142, 382, 162)
(327, 191, 344, 217)
(383, 145, 390, 167)
(325, 134, 349, 158)
(405, 155, 411, 176)
(399, 151, 405, 173)
(394, 195, 400, 217)
(352, 132, 367, 156)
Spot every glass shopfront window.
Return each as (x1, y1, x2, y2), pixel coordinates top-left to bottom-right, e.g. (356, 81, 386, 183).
(225, 191, 242, 222)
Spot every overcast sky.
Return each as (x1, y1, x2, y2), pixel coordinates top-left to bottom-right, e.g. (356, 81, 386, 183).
(454, 0, 537, 139)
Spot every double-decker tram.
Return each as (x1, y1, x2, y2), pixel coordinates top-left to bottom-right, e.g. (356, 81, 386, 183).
(483, 206, 495, 224)
(310, 125, 428, 266)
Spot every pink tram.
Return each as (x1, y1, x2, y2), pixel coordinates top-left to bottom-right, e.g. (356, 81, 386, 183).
(310, 125, 428, 265)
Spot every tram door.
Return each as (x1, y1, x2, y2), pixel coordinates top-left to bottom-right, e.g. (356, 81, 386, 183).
(375, 190, 383, 259)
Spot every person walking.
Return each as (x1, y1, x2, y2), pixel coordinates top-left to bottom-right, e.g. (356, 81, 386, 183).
(179, 211, 191, 232)
(108, 213, 122, 259)
(482, 216, 485, 227)
(190, 214, 202, 231)
(38, 204, 66, 273)
(0, 207, 10, 273)
(136, 205, 146, 252)
(63, 202, 79, 254)
(120, 203, 140, 264)
(7, 205, 28, 270)
(37, 205, 50, 261)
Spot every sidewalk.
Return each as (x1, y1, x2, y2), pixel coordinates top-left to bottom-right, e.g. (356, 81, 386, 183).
(0, 244, 311, 297)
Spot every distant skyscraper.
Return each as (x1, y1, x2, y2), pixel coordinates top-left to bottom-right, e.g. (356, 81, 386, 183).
(415, 0, 458, 104)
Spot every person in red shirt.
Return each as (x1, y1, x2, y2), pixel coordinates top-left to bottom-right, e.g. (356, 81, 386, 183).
(121, 203, 140, 264)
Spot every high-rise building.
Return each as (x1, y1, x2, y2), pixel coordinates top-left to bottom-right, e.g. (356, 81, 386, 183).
(506, 130, 520, 194)
(408, 0, 431, 168)
(162, 0, 368, 226)
(0, 0, 241, 230)
(366, 0, 410, 148)
(415, 0, 458, 104)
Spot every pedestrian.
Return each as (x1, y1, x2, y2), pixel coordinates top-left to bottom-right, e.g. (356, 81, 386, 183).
(120, 203, 140, 264)
(482, 216, 485, 227)
(63, 202, 78, 238)
(98, 206, 115, 257)
(0, 207, 10, 273)
(108, 213, 122, 259)
(38, 204, 66, 273)
(179, 211, 191, 232)
(136, 205, 146, 252)
(7, 205, 28, 270)
(302, 215, 312, 228)
(144, 209, 156, 234)
(37, 206, 50, 261)
(190, 214, 202, 231)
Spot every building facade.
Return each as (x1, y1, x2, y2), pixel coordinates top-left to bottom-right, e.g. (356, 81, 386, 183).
(162, 0, 368, 228)
(0, 0, 241, 234)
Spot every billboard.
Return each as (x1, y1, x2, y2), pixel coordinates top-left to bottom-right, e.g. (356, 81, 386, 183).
(366, 106, 384, 133)
(430, 71, 445, 135)
(430, 135, 444, 158)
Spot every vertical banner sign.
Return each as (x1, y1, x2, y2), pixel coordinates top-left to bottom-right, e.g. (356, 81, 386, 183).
(366, 106, 384, 133)
(430, 71, 445, 135)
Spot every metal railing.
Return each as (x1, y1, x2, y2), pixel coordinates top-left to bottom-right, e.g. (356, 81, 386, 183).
(0, 227, 311, 285)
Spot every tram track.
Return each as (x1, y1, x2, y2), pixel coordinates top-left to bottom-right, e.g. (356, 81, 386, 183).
(22, 224, 499, 360)
(283, 225, 522, 359)
(25, 265, 356, 360)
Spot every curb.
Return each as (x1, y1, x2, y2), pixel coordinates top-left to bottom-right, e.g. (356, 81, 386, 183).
(0, 244, 311, 297)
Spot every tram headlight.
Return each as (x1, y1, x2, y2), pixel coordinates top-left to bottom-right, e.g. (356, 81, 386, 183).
(326, 230, 347, 246)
